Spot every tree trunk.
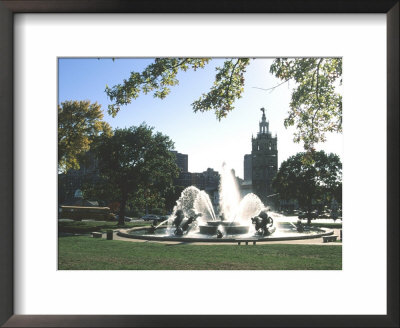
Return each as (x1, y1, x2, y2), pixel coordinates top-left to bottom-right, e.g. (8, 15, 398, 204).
(118, 193, 127, 226)
(307, 201, 312, 225)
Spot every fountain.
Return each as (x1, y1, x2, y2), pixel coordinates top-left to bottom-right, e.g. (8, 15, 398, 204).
(163, 163, 270, 237)
(118, 163, 334, 243)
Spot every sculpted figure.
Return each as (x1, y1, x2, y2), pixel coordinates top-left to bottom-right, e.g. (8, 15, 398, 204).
(181, 212, 201, 233)
(296, 219, 304, 232)
(172, 210, 202, 236)
(148, 219, 159, 233)
(252, 210, 274, 236)
(172, 210, 184, 228)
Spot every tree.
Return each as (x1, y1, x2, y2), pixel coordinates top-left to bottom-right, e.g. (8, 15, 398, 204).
(272, 151, 342, 224)
(94, 124, 179, 225)
(58, 100, 112, 173)
(269, 58, 342, 151)
(105, 57, 341, 151)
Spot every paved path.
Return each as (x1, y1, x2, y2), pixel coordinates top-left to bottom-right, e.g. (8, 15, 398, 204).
(112, 228, 342, 246)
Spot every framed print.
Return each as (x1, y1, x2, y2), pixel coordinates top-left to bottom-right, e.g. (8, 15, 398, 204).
(0, 1, 398, 327)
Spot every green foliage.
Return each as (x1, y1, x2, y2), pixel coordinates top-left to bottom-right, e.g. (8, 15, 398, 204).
(310, 222, 342, 229)
(270, 58, 342, 151)
(192, 58, 250, 119)
(94, 124, 179, 224)
(105, 58, 210, 117)
(273, 151, 342, 211)
(105, 57, 250, 120)
(105, 57, 342, 151)
(164, 185, 185, 212)
(58, 100, 112, 173)
(128, 187, 168, 215)
(81, 178, 119, 207)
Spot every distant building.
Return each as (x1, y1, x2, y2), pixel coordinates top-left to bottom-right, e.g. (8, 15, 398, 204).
(58, 151, 100, 205)
(202, 168, 220, 191)
(239, 180, 253, 199)
(174, 171, 193, 188)
(243, 154, 252, 181)
(173, 161, 221, 207)
(171, 151, 188, 173)
(251, 108, 278, 202)
(175, 167, 220, 191)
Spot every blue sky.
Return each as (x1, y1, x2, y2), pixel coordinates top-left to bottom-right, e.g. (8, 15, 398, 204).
(58, 58, 343, 179)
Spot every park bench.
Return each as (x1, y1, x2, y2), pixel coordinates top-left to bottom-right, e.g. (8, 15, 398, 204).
(92, 232, 102, 238)
(322, 235, 338, 243)
(236, 239, 258, 245)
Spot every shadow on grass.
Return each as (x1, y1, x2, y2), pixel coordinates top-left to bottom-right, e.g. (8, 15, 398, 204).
(58, 233, 92, 237)
(164, 242, 195, 246)
(58, 220, 149, 234)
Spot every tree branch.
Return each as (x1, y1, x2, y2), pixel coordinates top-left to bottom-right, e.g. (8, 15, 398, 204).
(252, 79, 289, 92)
(168, 58, 190, 71)
(310, 59, 324, 142)
(224, 59, 240, 101)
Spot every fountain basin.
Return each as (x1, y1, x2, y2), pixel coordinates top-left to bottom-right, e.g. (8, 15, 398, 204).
(198, 221, 249, 235)
(118, 225, 334, 243)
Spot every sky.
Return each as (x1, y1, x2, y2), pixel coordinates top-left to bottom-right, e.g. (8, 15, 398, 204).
(58, 58, 343, 179)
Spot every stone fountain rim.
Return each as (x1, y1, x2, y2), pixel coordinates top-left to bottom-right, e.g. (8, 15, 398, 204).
(117, 227, 334, 243)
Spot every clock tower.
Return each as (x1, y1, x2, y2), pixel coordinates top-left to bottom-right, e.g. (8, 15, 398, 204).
(251, 108, 278, 202)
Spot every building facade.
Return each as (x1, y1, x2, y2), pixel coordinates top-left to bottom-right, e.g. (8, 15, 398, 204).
(171, 151, 188, 173)
(58, 151, 100, 205)
(174, 168, 220, 191)
(251, 108, 278, 201)
(243, 154, 252, 181)
(173, 166, 220, 207)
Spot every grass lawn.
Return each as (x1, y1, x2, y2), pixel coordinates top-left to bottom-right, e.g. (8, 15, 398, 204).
(58, 236, 342, 270)
(58, 220, 150, 234)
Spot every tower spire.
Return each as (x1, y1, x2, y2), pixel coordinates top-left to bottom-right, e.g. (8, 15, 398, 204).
(260, 107, 266, 121)
(259, 107, 269, 134)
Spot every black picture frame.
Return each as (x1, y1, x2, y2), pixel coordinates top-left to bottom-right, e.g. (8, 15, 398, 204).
(0, 1, 398, 327)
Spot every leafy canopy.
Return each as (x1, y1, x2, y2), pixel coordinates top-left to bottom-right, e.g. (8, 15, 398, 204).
(270, 58, 342, 151)
(105, 57, 342, 151)
(272, 151, 342, 211)
(58, 100, 112, 173)
(106, 58, 211, 116)
(94, 124, 179, 225)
